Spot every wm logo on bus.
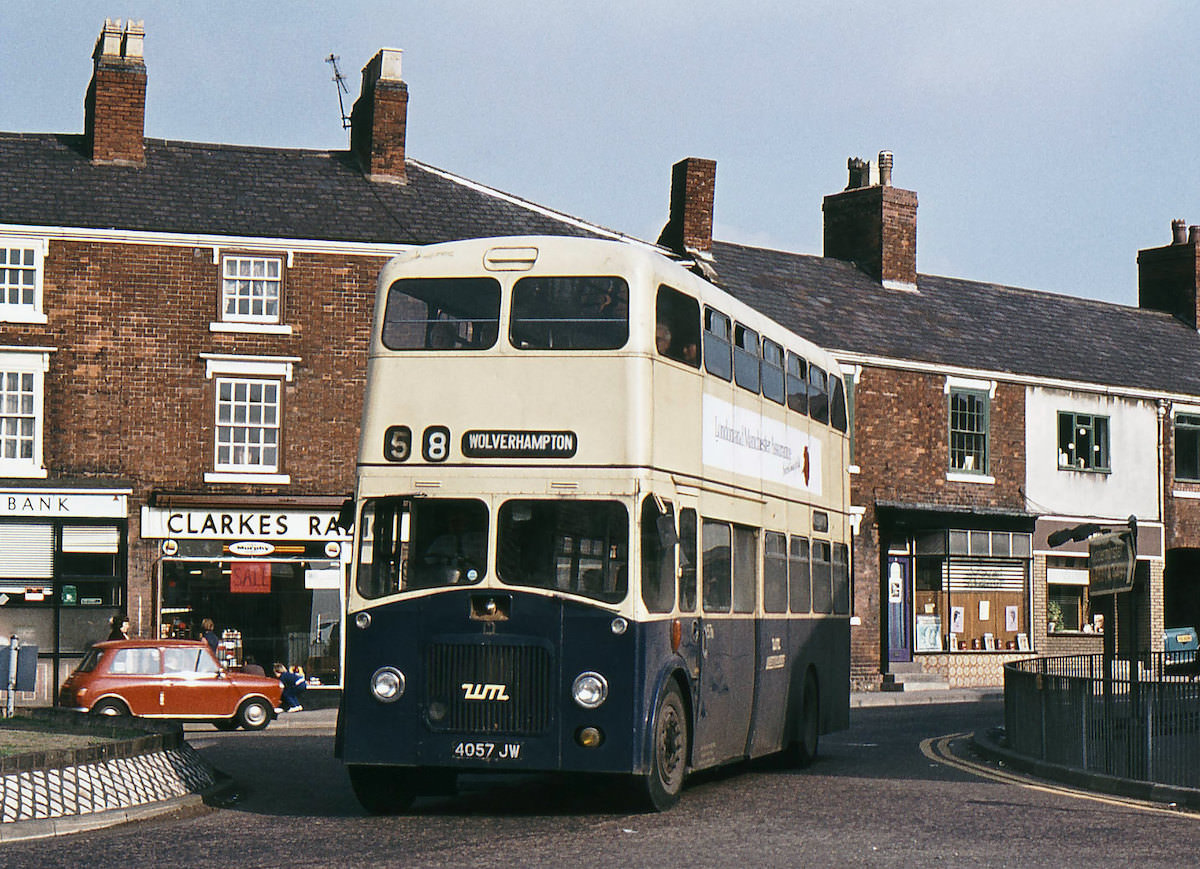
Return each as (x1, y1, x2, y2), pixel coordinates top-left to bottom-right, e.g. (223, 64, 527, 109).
(461, 682, 511, 701)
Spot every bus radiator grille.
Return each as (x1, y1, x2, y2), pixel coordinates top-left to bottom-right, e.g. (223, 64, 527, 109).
(425, 642, 553, 735)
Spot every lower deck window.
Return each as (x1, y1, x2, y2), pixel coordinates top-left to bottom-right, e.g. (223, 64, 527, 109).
(498, 500, 628, 603)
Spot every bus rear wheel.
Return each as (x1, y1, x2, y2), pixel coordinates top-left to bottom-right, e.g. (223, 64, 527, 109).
(347, 765, 419, 815)
(639, 680, 689, 811)
(783, 670, 820, 768)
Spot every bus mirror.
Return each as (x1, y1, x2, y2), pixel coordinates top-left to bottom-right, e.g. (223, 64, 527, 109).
(336, 498, 356, 533)
(656, 514, 678, 548)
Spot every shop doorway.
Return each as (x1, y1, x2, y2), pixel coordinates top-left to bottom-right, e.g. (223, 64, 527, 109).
(886, 556, 912, 662)
(160, 559, 341, 686)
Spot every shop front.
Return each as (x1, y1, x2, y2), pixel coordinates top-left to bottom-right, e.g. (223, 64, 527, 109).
(0, 484, 130, 703)
(877, 502, 1037, 686)
(141, 496, 351, 690)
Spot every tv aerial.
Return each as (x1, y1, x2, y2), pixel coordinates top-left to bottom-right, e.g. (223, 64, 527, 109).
(325, 54, 352, 131)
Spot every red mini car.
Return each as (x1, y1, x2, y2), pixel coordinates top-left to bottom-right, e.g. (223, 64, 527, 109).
(59, 639, 283, 731)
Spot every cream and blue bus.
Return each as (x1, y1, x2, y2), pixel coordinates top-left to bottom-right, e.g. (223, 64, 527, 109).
(335, 236, 851, 812)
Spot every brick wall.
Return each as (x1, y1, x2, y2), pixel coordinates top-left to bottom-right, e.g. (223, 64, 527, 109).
(0, 239, 389, 620)
(848, 365, 1027, 680)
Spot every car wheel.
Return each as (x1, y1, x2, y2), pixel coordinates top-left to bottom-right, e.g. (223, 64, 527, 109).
(347, 765, 420, 815)
(638, 680, 689, 812)
(236, 697, 272, 731)
(90, 697, 130, 717)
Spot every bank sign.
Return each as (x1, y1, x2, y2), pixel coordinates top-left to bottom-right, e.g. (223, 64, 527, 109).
(141, 507, 351, 541)
(1, 490, 128, 518)
(702, 395, 822, 494)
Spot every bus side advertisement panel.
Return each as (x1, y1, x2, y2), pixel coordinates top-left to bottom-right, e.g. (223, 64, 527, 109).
(701, 395, 822, 494)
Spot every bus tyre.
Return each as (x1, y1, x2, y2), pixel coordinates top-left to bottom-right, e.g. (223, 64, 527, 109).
(791, 670, 820, 768)
(348, 765, 418, 815)
(641, 680, 688, 812)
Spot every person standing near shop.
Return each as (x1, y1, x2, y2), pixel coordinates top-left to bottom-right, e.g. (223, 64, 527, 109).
(200, 618, 219, 655)
(107, 614, 130, 641)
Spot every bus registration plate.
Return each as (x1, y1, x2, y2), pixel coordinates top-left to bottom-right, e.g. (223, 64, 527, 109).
(452, 740, 523, 761)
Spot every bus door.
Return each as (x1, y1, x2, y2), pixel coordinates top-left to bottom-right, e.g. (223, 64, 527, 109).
(693, 520, 756, 767)
(748, 531, 789, 757)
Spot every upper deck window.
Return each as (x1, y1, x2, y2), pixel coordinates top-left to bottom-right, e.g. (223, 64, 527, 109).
(382, 277, 501, 350)
(808, 364, 830, 424)
(786, 352, 808, 415)
(830, 376, 848, 433)
(733, 324, 760, 393)
(655, 285, 701, 367)
(762, 339, 785, 405)
(703, 308, 732, 381)
(510, 276, 628, 350)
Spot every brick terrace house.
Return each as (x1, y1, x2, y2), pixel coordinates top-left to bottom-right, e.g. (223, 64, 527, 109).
(0, 20, 627, 701)
(656, 154, 1200, 689)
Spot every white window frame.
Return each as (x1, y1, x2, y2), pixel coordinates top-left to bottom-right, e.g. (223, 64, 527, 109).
(202, 354, 297, 484)
(217, 254, 287, 331)
(0, 238, 48, 325)
(0, 348, 50, 478)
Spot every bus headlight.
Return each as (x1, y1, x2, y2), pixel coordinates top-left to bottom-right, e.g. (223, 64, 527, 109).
(571, 671, 608, 709)
(371, 667, 405, 702)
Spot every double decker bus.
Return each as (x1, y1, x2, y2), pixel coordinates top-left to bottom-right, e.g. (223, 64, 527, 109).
(335, 236, 852, 811)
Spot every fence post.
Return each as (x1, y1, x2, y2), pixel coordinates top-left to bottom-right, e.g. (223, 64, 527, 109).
(5, 635, 18, 718)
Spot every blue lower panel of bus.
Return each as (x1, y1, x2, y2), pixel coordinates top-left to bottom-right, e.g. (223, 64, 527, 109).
(336, 591, 849, 777)
(338, 592, 644, 775)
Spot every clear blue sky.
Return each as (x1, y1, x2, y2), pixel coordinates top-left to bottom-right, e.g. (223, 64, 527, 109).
(3, 1, 1196, 306)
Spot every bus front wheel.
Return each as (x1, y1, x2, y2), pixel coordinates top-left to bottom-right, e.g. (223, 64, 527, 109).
(639, 680, 689, 811)
(347, 765, 418, 815)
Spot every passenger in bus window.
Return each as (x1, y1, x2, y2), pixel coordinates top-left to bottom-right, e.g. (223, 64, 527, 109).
(656, 322, 673, 355)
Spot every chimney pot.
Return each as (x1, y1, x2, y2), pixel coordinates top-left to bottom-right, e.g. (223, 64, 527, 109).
(846, 157, 870, 190)
(1190, 226, 1200, 245)
(1172, 219, 1188, 245)
(878, 151, 893, 187)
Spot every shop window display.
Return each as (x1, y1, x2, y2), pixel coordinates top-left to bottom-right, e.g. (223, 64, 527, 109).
(160, 559, 341, 686)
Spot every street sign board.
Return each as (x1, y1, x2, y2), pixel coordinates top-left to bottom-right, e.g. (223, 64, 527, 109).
(1089, 531, 1135, 595)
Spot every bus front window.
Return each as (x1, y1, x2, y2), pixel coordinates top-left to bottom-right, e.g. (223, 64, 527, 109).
(381, 277, 501, 350)
(497, 500, 628, 603)
(356, 498, 488, 599)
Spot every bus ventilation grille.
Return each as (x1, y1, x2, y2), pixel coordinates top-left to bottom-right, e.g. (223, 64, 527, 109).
(425, 642, 553, 735)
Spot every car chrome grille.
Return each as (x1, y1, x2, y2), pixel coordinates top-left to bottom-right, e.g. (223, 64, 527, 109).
(425, 641, 553, 735)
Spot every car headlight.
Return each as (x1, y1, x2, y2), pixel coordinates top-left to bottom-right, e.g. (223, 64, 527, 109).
(571, 671, 608, 709)
(370, 667, 405, 702)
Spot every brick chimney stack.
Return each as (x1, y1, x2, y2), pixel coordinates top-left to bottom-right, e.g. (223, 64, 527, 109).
(822, 150, 918, 289)
(1138, 220, 1200, 329)
(84, 19, 147, 166)
(658, 157, 716, 255)
(350, 49, 408, 183)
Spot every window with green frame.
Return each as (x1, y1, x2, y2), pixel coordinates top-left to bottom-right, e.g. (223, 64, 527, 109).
(949, 388, 988, 473)
(1175, 413, 1200, 482)
(1057, 411, 1109, 472)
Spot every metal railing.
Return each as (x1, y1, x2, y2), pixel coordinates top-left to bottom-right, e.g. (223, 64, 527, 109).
(1004, 653, 1200, 789)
